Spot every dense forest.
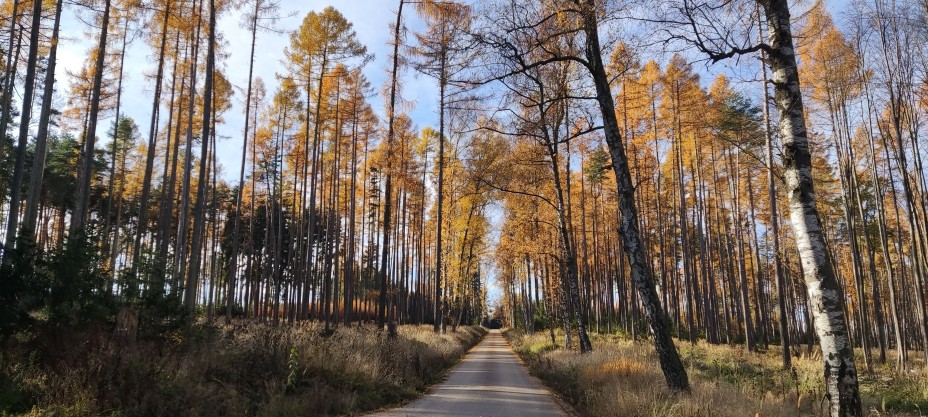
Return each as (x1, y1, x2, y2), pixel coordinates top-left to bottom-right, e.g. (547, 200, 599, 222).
(0, 0, 927, 416)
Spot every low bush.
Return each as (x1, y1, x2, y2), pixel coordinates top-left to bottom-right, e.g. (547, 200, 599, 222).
(506, 329, 926, 417)
(1, 322, 485, 416)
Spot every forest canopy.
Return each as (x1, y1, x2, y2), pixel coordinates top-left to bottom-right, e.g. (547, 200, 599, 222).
(1, 0, 927, 416)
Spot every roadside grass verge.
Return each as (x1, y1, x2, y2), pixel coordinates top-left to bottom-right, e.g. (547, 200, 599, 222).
(2, 322, 485, 416)
(506, 329, 926, 417)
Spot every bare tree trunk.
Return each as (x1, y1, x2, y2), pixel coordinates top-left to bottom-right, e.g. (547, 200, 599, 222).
(544, 132, 592, 352)
(576, 0, 689, 391)
(759, 0, 862, 413)
(71, 0, 112, 235)
(156, 33, 182, 294)
(174, 0, 204, 294)
(226, 0, 262, 325)
(185, 0, 217, 318)
(758, 30, 791, 367)
(0, 0, 21, 174)
(861, 74, 905, 368)
(344, 91, 361, 325)
(3, 0, 44, 260)
(671, 94, 696, 345)
(829, 104, 873, 372)
(727, 148, 755, 351)
(651, 93, 669, 315)
(434, 60, 445, 333)
(104, 16, 130, 290)
(130, 0, 172, 297)
(21, 0, 63, 238)
(378, 0, 404, 332)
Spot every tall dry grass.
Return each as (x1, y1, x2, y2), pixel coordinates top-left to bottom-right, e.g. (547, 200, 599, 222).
(507, 330, 927, 417)
(2, 322, 485, 416)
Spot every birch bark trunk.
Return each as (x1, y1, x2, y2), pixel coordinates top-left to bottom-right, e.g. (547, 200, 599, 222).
(760, 0, 862, 413)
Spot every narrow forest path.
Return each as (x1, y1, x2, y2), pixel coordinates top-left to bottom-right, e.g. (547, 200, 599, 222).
(368, 329, 569, 417)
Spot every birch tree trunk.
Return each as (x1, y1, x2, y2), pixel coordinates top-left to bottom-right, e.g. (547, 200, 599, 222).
(760, 0, 862, 413)
(758, 28, 791, 367)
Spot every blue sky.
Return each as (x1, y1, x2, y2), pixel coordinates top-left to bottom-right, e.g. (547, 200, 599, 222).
(56, 0, 440, 182)
(55, 0, 497, 299)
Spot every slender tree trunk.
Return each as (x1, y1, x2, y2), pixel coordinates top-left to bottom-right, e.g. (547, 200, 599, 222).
(861, 74, 905, 368)
(726, 147, 755, 351)
(576, 0, 689, 391)
(434, 63, 446, 333)
(0, 0, 21, 171)
(652, 95, 669, 313)
(378, 0, 404, 332)
(226, 0, 262, 325)
(672, 96, 696, 345)
(156, 32, 183, 292)
(174, 0, 204, 293)
(548, 143, 592, 352)
(104, 16, 130, 289)
(71, 0, 112, 235)
(185, 0, 217, 318)
(21, 0, 63, 238)
(130, 0, 172, 297)
(758, 31, 791, 367)
(3, 0, 44, 259)
(759, 0, 862, 413)
(829, 104, 873, 372)
(344, 93, 360, 325)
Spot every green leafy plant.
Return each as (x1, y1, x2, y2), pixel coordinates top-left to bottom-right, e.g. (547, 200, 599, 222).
(286, 347, 300, 391)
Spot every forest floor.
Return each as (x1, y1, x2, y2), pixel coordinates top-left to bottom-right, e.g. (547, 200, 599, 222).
(506, 329, 928, 417)
(0, 320, 486, 416)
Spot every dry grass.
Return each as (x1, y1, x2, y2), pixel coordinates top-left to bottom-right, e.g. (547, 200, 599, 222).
(1, 322, 486, 417)
(507, 330, 928, 417)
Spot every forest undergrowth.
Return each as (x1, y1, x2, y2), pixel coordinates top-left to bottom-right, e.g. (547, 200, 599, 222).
(505, 329, 928, 417)
(0, 321, 485, 416)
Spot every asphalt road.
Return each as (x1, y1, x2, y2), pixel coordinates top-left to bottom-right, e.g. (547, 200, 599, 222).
(368, 329, 568, 417)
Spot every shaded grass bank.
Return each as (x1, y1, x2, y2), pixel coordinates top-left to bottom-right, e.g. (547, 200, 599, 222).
(2, 322, 486, 416)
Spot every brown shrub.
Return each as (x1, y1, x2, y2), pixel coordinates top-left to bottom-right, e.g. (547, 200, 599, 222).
(507, 330, 924, 417)
(3, 322, 485, 416)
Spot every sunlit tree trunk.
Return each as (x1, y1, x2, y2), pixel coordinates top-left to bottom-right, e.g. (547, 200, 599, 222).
(174, 0, 204, 293)
(185, 0, 216, 318)
(226, 0, 263, 325)
(132, 0, 173, 298)
(576, 0, 689, 391)
(378, 0, 404, 332)
(758, 35, 791, 368)
(760, 0, 862, 412)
